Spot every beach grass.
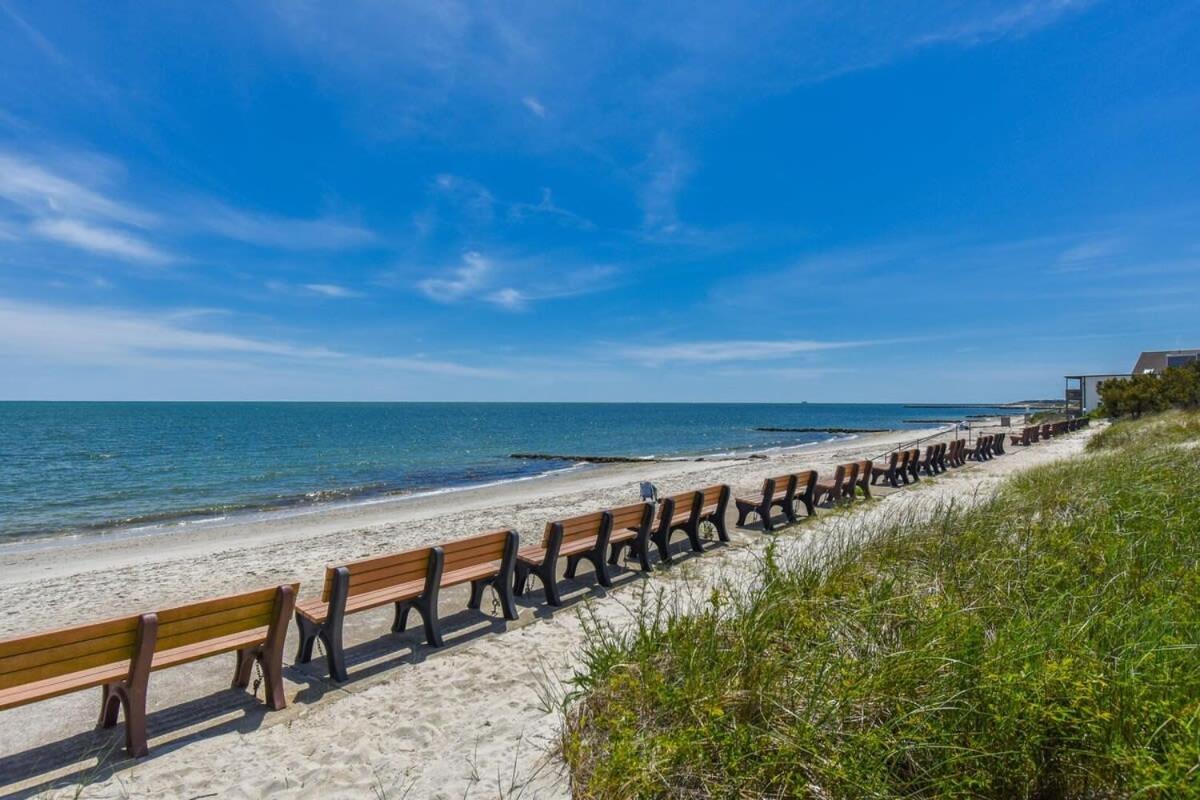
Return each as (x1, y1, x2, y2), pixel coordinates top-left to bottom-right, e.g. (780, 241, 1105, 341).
(562, 412, 1200, 798)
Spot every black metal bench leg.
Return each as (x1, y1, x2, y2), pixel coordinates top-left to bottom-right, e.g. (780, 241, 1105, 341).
(418, 593, 443, 647)
(761, 504, 774, 532)
(320, 623, 347, 683)
(468, 579, 487, 610)
(652, 531, 672, 564)
(712, 516, 729, 542)
(565, 553, 582, 579)
(513, 563, 529, 596)
(590, 549, 613, 586)
(683, 524, 703, 553)
(538, 560, 562, 606)
(294, 614, 318, 664)
(392, 601, 412, 633)
(494, 575, 518, 620)
(633, 540, 653, 571)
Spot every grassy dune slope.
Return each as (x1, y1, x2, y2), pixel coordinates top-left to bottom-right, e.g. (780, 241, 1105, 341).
(564, 415, 1200, 798)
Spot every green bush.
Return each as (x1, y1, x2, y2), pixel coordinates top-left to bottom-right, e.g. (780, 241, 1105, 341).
(563, 414, 1200, 799)
(1099, 362, 1200, 418)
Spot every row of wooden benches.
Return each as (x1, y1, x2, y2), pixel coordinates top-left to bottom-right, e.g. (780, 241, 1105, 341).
(0, 423, 1078, 758)
(1010, 417, 1089, 446)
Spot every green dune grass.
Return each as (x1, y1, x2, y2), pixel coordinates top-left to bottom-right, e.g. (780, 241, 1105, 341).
(563, 414, 1200, 798)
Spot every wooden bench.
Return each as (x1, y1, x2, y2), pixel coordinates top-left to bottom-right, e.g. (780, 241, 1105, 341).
(815, 464, 850, 506)
(697, 484, 731, 542)
(651, 490, 704, 561)
(966, 436, 990, 461)
(814, 465, 843, 505)
(944, 440, 964, 467)
(515, 512, 612, 607)
(0, 584, 295, 757)
(870, 451, 901, 487)
(605, 501, 655, 572)
(895, 449, 912, 482)
(1041, 423, 1055, 439)
(934, 442, 948, 472)
(991, 433, 1006, 456)
(296, 530, 518, 681)
(853, 460, 872, 499)
(735, 475, 796, 531)
(919, 445, 938, 476)
(793, 470, 818, 516)
(904, 448, 922, 482)
(1010, 426, 1035, 446)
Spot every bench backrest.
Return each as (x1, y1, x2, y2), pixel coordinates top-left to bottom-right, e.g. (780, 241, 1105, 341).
(442, 529, 512, 573)
(856, 460, 872, 484)
(609, 502, 652, 532)
(552, 510, 609, 547)
(699, 484, 727, 511)
(325, 547, 433, 601)
(793, 470, 817, 493)
(842, 462, 859, 489)
(896, 449, 910, 467)
(0, 613, 144, 691)
(827, 464, 845, 487)
(766, 474, 795, 499)
(155, 585, 296, 653)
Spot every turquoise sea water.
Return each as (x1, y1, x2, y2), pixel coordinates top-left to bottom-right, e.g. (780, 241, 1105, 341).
(0, 402, 1013, 542)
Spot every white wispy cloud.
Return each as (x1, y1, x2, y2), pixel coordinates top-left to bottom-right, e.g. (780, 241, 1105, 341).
(30, 218, 171, 264)
(1057, 238, 1121, 264)
(619, 339, 872, 366)
(0, 148, 377, 263)
(431, 174, 496, 221)
(638, 133, 692, 234)
(509, 188, 595, 230)
(522, 96, 547, 117)
(303, 283, 362, 298)
(913, 0, 1095, 47)
(417, 250, 495, 304)
(0, 153, 155, 228)
(415, 251, 616, 310)
(195, 204, 375, 250)
(0, 298, 504, 379)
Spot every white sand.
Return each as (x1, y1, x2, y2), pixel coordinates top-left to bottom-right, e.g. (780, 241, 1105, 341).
(0, 421, 1094, 798)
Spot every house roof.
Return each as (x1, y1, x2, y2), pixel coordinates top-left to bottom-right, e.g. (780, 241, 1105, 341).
(1132, 349, 1200, 374)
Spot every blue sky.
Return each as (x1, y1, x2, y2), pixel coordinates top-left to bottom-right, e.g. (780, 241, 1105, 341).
(0, 0, 1197, 402)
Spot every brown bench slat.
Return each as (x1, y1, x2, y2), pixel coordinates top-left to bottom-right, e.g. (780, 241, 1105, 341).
(152, 627, 270, 671)
(0, 660, 130, 711)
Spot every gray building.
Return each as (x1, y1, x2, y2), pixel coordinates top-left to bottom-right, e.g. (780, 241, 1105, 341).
(1064, 373, 1130, 415)
(1132, 349, 1200, 375)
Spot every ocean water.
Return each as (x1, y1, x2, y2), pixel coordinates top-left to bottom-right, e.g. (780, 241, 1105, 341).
(0, 402, 1015, 542)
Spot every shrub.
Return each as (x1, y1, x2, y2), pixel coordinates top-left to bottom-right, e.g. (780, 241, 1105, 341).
(1099, 362, 1200, 418)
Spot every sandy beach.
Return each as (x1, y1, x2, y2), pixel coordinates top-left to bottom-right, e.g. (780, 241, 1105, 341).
(0, 421, 1093, 798)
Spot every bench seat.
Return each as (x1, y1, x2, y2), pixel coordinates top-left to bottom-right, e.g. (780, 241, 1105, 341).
(0, 660, 128, 711)
(518, 537, 600, 566)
